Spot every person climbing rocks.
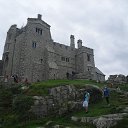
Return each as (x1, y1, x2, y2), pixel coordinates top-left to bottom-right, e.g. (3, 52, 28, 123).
(83, 91, 90, 113)
(103, 86, 110, 106)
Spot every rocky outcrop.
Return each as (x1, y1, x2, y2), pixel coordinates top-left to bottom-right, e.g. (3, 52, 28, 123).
(71, 113, 128, 128)
(93, 113, 127, 128)
(31, 84, 103, 118)
(71, 88, 128, 128)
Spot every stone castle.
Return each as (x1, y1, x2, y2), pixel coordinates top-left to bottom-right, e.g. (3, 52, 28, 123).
(1, 14, 105, 82)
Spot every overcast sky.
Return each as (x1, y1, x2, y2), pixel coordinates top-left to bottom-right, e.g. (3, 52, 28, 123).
(0, 0, 128, 79)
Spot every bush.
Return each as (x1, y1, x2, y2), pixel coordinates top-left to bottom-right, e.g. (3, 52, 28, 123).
(12, 95, 34, 121)
(1, 114, 18, 126)
(0, 89, 13, 115)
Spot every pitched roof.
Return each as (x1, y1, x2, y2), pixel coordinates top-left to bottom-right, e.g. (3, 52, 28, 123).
(95, 67, 105, 76)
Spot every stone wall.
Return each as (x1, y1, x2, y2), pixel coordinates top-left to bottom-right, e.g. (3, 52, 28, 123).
(107, 74, 128, 84)
(31, 85, 102, 118)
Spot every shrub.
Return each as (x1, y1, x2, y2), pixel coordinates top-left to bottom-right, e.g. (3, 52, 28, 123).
(12, 95, 34, 121)
(0, 89, 13, 114)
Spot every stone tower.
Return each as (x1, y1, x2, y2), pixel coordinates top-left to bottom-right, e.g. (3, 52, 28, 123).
(2, 14, 52, 82)
(2, 24, 17, 77)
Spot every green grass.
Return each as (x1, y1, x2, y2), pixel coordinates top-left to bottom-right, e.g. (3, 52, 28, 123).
(72, 91, 125, 117)
(6, 90, 128, 128)
(32, 79, 103, 87)
(119, 83, 128, 91)
(2, 80, 128, 128)
(26, 79, 105, 96)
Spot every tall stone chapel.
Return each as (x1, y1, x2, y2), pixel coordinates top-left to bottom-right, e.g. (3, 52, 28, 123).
(1, 14, 105, 82)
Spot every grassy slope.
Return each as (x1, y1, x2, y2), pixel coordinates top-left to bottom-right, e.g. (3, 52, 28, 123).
(4, 80, 128, 128)
(26, 79, 104, 96)
(8, 91, 127, 128)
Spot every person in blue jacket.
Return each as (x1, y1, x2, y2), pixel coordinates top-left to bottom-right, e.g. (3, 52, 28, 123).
(83, 91, 90, 113)
(103, 86, 110, 105)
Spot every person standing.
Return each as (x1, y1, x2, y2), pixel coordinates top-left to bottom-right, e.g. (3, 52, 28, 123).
(4, 75, 8, 83)
(83, 91, 90, 113)
(103, 86, 110, 106)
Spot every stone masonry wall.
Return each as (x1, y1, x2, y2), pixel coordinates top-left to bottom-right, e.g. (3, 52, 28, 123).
(31, 85, 102, 118)
(2, 14, 105, 82)
(107, 74, 128, 84)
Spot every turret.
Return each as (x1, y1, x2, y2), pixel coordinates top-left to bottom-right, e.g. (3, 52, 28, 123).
(77, 39, 82, 48)
(70, 35, 75, 49)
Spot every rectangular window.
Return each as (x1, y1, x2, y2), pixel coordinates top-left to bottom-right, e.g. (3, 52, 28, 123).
(40, 29, 42, 35)
(61, 57, 69, 62)
(87, 54, 91, 61)
(32, 42, 36, 48)
(66, 58, 69, 62)
(36, 27, 43, 35)
(61, 57, 65, 61)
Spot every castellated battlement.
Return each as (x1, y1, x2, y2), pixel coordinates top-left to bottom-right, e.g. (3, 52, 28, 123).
(1, 14, 105, 83)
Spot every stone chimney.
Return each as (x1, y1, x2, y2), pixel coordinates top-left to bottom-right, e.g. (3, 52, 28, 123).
(37, 14, 42, 20)
(70, 35, 75, 49)
(77, 39, 82, 48)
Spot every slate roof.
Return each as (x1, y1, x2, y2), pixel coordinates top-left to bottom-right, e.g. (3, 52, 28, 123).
(95, 67, 105, 76)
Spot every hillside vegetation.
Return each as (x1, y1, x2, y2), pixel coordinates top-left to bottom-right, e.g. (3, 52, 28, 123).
(27, 79, 104, 96)
(0, 79, 128, 128)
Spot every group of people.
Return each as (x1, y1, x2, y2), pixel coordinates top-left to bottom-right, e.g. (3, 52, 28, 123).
(83, 86, 110, 113)
(4, 74, 29, 84)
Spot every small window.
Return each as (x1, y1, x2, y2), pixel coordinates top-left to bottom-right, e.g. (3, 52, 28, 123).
(36, 28, 38, 32)
(87, 66, 93, 72)
(36, 28, 43, 35)
(40, 29, 42, 35)
(66, 58, 69, 62)
(61, 57, 65, 61)
(87, 54, 91, 61)
(40, 59, 43, 63)
(32, 42, 36, 48)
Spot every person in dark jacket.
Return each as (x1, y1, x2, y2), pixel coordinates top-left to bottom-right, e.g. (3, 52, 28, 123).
(103, 86, 110, 105)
